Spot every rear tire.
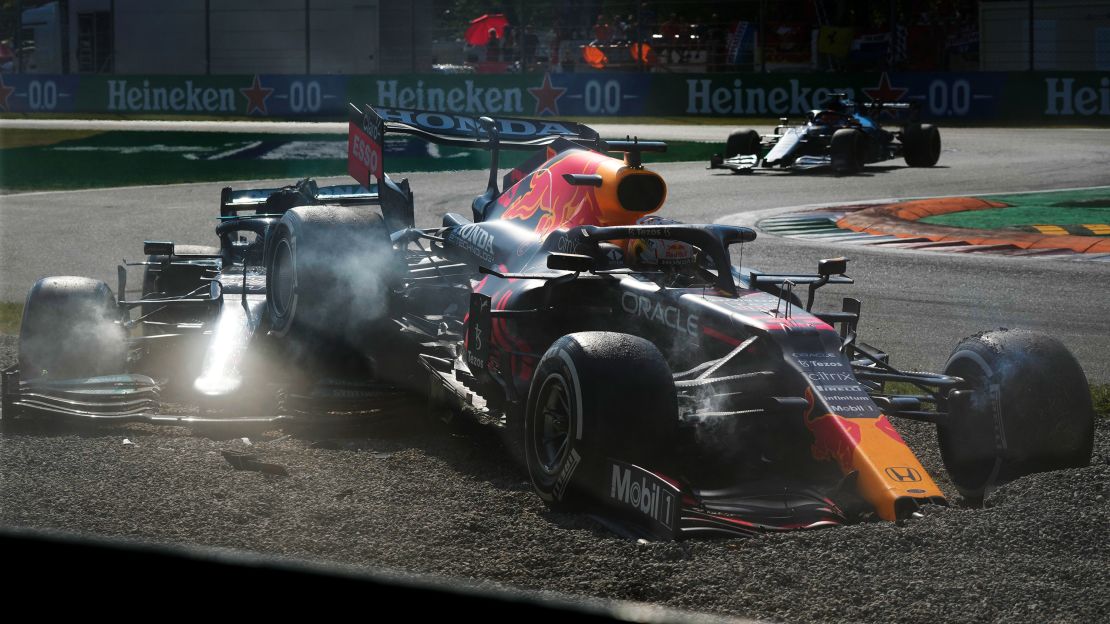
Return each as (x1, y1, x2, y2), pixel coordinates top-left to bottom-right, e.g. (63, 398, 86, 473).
(18, 277, 126, 381)
(903, 123, 941, 167)
(830, 128, 866, 175)
(939, 329, 1094, 501)
(264, 206, 401, 350)
(725, 128, 761, 158)
(524, 332, 677, 506)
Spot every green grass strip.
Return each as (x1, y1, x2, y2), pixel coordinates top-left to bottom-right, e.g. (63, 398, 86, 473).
(0, 302, 23, 335)
(0, 130, 718, 192)
(921, 188, 1110, 229)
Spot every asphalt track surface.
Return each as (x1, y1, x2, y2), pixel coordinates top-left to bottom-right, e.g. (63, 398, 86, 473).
(2, 126, 1109, 381)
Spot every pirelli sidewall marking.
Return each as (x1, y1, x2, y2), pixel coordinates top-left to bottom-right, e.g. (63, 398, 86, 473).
(553, 448, 581, 502)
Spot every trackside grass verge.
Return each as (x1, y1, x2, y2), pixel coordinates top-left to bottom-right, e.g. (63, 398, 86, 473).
(0, 129, 105, 149)
(1093, 384, 1110, 420)
(0, 302, 23, 335)
(0, 130, 719, 192)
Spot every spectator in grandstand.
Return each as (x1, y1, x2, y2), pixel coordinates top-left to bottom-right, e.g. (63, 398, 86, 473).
(593, 14, 612, 43)
(502, 23, 516, 65)
(660, 13, 683, 63)
(522, 24, 538, 70)
(486, 28, 500, 62)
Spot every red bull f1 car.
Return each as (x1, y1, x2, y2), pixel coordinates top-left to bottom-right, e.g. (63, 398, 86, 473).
(3, 105, 1092, 539)
(709, 94, 942, 175)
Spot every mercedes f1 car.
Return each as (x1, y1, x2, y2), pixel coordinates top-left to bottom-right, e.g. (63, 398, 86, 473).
(3, 105, 1091, 539)
(709, 94, 942, 175)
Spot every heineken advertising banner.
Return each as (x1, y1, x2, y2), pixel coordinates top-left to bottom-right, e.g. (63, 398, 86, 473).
(0, 74, 82, 112)
(0, 74, 350, 116)
(0, 71, 1107, 122)
(661, 72, 1009, 120)
(347, 73, 655, 117)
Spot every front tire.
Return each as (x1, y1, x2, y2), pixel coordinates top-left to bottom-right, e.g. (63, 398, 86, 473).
(725, 128, 761, 158)
(524, 332, 677, 506)
(18, 276, 127, 381)
(830, 128, 866, 174)
(902, 123, 941, 167)
(939, 329, 1094, 501)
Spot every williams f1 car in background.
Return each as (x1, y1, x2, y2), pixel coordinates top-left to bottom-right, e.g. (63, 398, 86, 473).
(3, 106, 1091, 539)
(709, 94, 942, 175)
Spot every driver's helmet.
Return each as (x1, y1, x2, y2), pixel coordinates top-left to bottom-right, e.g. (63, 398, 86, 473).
(625, 216, 697, 268)
(813, 95, 852, 126)
(823, 95, 847, 112)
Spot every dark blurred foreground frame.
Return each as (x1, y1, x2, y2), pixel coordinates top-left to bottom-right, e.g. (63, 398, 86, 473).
(0, 527, 747, 622)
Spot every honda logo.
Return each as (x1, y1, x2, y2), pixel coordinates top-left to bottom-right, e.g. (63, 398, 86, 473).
(884, 466, 922, 483)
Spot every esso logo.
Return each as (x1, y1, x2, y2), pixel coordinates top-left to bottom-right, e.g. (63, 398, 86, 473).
(350, 134, 371, 166)
(350, 133, 379, 176)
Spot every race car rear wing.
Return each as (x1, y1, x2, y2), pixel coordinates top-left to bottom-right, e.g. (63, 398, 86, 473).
(347, 103, 605, 226)
(350, 104, 601, 154)
(857, 99, 921, 122)
(347, 103, 604, 186)
(219, 182, 380, 217)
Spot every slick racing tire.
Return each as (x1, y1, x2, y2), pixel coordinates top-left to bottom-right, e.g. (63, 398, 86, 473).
(18, 276, 127, 382)
(830, 128, 866, 175)
(902, 123, 941, 167)
(264, 206, 401, 345)
(524, 332, 677, 507)
(141, 244, 220, 334)
(725, 129, 761, 158)
(939, 329, 1094, 501)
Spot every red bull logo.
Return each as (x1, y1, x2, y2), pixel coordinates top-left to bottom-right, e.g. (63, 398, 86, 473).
(497, 151, 605, 236)
(492, 148, 665, 237)
(803, 387, 862, 472)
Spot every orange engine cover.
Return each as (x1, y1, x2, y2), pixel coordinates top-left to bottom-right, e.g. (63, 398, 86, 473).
(489, 148, 667, 236)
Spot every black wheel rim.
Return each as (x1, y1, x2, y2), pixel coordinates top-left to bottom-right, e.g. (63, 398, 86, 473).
(534, 374, 573, 476)
(940, 353, 997, 494)
(272, 238, 295, 317)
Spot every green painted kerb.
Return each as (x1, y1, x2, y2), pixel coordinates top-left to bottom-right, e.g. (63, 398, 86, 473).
(920, 188, 1110, 231)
